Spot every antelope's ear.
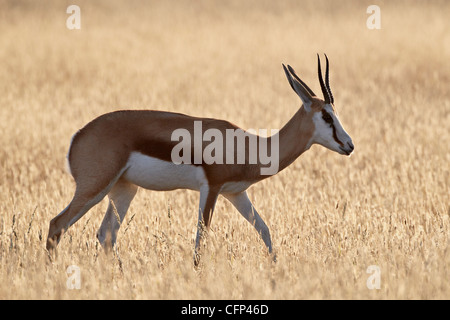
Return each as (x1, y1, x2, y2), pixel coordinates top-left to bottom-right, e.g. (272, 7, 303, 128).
(282, 63, 313, 112)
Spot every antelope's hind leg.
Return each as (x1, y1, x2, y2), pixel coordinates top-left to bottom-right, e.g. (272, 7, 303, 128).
(46, 186, 111, 252)
(46, 167, 129, 253)
(97, 179, 138, 250)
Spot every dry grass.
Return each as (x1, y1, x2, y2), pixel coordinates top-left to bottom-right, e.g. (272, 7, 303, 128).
(0, 0, 448, 299)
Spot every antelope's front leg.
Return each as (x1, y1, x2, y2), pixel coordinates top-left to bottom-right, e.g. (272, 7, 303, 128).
(194, 185, 220, 266)
(223, 191, 274, 258)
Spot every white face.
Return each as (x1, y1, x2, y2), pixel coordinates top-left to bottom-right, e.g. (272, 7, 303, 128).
(311, 104, 354, 155)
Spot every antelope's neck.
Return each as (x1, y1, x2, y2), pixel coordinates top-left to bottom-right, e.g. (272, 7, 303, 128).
(275, 107, 314, 173)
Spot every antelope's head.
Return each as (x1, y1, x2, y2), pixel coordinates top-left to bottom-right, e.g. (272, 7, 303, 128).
(283, 54, 354, 156)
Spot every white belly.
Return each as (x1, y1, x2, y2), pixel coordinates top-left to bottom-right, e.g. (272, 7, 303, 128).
(123, 152, 207, 191)
(221, 181, 253, 194)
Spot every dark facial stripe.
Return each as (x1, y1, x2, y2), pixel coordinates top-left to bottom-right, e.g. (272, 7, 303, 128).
(331, 124, 344, 146)
(322, 109, 344, 146)
(321, 109, 333, 124)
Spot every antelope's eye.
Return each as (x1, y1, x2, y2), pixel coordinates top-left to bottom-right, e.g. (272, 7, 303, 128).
(322, 112, 333, 124)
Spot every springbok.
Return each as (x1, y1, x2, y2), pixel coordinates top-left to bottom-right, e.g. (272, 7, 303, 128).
(46, 54, 354, 263)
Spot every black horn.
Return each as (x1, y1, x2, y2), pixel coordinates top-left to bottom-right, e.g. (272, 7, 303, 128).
(317, 54, 330, 104)
(324, 54, 334, 104)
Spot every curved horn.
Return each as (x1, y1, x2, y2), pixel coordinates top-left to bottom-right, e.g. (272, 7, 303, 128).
(317, 54, 330, 104)
(324, 54, 334, 104)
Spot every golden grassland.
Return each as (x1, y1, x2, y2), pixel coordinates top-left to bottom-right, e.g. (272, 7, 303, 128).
(0, 0, 448, 299)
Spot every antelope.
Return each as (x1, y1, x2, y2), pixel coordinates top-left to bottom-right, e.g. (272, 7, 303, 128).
(46, 54, 354, 264)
